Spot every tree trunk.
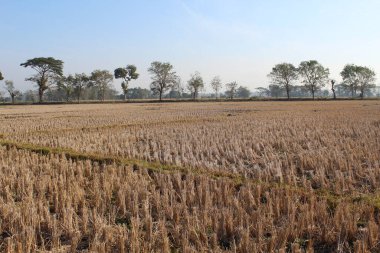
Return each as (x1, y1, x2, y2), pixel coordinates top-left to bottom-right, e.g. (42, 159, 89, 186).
(38, 88, 43, 103)
(286, 89, 290, 100)
(159, 91, 162, 101)
(124, 92, 127, 101)
(11, 95, 15, 104)
(332, 90, 336, 99)
(312, 90, 315, 100)
(77, 88, 81, 103)
(101, 89, 105, 102)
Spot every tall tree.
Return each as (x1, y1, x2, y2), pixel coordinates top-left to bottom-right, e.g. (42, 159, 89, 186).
(341, 64, 376, 99)
(268, 63, 298, 99)
(356, 66, 376, 99)
(298, 60, 329, 100)
(341, 64, 359, 97)
(73, 73, 90, 103)
(114, 65, 139, 100)
(148, 61, 179, 101)
(57, 75, 76, 102)
(90, 70, 114, 101)
(187, 72, 204, 100)
(20, 57, 64, 103)
(210, 76, 222, 99)
(225, 81, 238, 99)
(4, 80, 21, 104)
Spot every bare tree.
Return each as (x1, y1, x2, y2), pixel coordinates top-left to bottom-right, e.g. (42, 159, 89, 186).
(4, 80, 21, 104)
(210, 76, 222, 99)
(169, 77, 184, 98)
(187, 72, 204, 100)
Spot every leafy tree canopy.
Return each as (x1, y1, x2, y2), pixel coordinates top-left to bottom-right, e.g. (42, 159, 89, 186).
(237, 86, 251, 98)
(268, 63, 298, 99)
(341, 64, 376, 97)
(90, 70, 114, 101)
(298, 60, 329, 99)
(20, 57, 63, 76)
(148, 61, 179, 100)
(115, 65, 139, 99)
(114, 65, 139, 81)
(20, 57, 64, 102)
(57, 75, 76, 101)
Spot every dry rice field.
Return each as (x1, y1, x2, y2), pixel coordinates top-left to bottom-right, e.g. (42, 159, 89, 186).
(0, 101, 379, 252)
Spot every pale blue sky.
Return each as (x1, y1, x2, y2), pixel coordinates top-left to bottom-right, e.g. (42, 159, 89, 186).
(0, 0, 379, 92)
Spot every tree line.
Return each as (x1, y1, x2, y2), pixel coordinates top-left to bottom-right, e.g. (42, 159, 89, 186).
(0, 57, 251, 103)
(264, 60, 377, 100)
(0, 57, 378, 103)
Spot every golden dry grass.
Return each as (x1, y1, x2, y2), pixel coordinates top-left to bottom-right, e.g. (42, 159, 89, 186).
(0, 101, 379, 252)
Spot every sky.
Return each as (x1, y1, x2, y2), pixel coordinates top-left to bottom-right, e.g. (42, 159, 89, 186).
(0, 0, 380, 93)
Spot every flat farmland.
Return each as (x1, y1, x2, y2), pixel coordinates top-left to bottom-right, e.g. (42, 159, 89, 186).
(0, 101, 379, 252)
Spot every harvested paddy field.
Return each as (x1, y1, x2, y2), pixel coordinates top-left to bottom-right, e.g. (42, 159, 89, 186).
(0, 101, 379, 252)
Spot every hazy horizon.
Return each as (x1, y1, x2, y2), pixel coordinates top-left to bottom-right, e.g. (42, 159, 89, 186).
(1, 0, 380, 93)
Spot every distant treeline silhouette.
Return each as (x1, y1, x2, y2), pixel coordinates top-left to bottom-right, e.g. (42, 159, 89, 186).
(0, 57, 378, 103)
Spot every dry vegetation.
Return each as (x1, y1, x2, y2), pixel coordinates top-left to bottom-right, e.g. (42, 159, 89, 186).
(0, 101, 379, 252)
